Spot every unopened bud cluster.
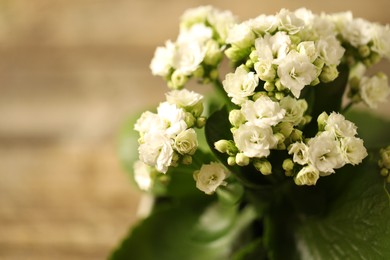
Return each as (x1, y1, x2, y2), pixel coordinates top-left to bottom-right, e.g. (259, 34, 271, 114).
(379, 145, 390, 183)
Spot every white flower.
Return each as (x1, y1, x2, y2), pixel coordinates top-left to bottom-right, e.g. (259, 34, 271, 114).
(241, 96, 285, 127)
(150, 41, 175, 77)
(172, 41, 206, 75)
(139, 131, 173, 173)
(279, 96, 308, 126)
(223, 66, 258, 105)
(165, 89, 203, 108)
(249, 14, 279, 35)
(359, 73, 390, 109)
(371, 24, 390, 59)
(316, 36, 345, 66)
(340, 137, 367, 165)
(288, 141, 309, 165)
(332, 12, 372, 47)
(193, 162, 229, 194)
(294, 164, 320, 186)
(277, 9, 305, 34)
(297, 41, 318, 62)
(226, 22, 255, 48)
(255, 32, 291, 62)
(233, 124, 277, 158)
(207, 9, 237, 41)
(134, 111, 163, 134)
(325, 112, 358, 138)
(254, 59, 276, 81)
(174, 128, 198, 155)
(157, 102, 187, 137)
(308, 132, 345, 175)
(133, 160, 154, 191)
(178, 23, 213, 44)
(180, 5, 212, 28)
(277, 50, 317, 98)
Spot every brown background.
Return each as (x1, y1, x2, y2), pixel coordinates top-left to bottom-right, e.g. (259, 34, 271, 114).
(1, 1, 389, 259)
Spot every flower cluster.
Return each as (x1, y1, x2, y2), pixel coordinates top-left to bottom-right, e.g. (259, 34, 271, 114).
(134, 89, 205, 174)
(133, 6, 390, 195)
(288, 112, 367, 185)
(150, 6, 237, 89)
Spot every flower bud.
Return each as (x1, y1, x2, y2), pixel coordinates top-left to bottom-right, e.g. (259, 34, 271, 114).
(252, 91, 268, 101)
(254, 60, 276, 81)
(290, 129, 303, 142)
(294, 165, 319, 186)
(236, 153, 250, 166)
(227, 156, 236, 166)
(184, 112, 196, 128)
(282, 158, 294, 172)
(204, 40, 223, 65)
(191, 102, 204, 117)
(358, 45, 370, 58)
(170, 70, 188, 89)
(174, 129, 198, 155)
(317, 111, 329, 131)
(196, 117, 207, 128)
(264, 81, 275, 92)
(182, 155, 192, 165)
(275, 79, 285, 91)
(379, 146, 390, 169)
(253, 159, 272, 175)
(275, 122, 294, 138)
(193, 66, 205, 79)
(319, 64, 339, 83)
(214, 140, 238, 156)
(274, 92, 285, 100)
(229, 109, 245, 127)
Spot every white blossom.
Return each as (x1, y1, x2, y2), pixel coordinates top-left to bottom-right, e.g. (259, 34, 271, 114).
(325, 112, 358, 138)
(233, 124, 277, 158)
(340, 137, 368, 165)
(226, 22, 255, 48)
(139, 131, 174, 174)
(249, 14, 279, 35)
(254, 59, 276, 81)
(134, 111, 164, 135)
(207, 9, 237, 41)
(255, 32, 291, 62)
(174, 128, 198, 155)
(165, 89, 203, 108)
(241, 96, 285, 127)
(133, 160, 154, 191)
(277, 50, 317, 98)
(371, 24, 390, 59)
(279, 96, 308, 125)
(194, 162, 229, 194)
(288, 141, 310, 165)
(316, 36, 345, 66)
(223, 66, 258, 105)
(359, 73, 390, 109)
(308, 131, 345, 175)
(172, 41, 206, 75)
(294, 164, 320, 186)
(150, 41, 175, 77)
(277, 9, 305, 34)
(297, 41, 318, 62)
(157, 102, 187, 137)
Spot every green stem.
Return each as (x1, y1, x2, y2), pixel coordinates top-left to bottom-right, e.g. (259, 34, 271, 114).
(341, 101, 354, 114)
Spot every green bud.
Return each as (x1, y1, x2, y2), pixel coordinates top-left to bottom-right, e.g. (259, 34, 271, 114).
(310, 77, 320, 86)
(228, 156, 236, 166)
(252, 91, 268, 100)
(193, 66, 205, 78)
(209, 69, 219, 80)
(313, 58, 325, 69)
(204, 40, 223, 65)
(379, 146, 390, 169)
(214, 140, 238, 155)
(282, 158, 294, 172)
(185, 112, 196, 128)
(275, 79, 285, 91)
(192, 102, 204, 117)
(380, 168, 389, 177)
(317, 111, 329, 131)
(320, 65, 339, 83)
(290, 129, 303, 142)
(229, 109, 245, 127)
(274, 92, 285, 100)
(253, 159, 272, 175)
(263, 81, 275, 92)
(358, 45, 370, 58)
(370, 52, 381, 65)
(249, 49, 259, 62)
(236, 153, 250, 166)
(275, 122, 294, 138)
(170, 70, 188, 89)
(245, 59, 254, 69)
(182, 155, 192, 165)
(196, 117, 206, 128)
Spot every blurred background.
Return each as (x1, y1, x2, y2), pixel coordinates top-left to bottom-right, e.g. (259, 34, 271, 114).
(0, 0, 389, 259)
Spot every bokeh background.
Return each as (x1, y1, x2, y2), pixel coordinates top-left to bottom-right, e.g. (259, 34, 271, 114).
(0, 0, 389, 259)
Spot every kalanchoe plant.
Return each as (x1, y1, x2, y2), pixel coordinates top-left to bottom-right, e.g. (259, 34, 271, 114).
(112, 6, 390, 260)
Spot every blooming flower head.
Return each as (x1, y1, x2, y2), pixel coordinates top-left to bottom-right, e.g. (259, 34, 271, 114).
(294, 164, 320, 186)
(241, 96, 285, 127)
(223, 65, 258, 105)
(324, 112, 358, 138)
(193, 162, 229, 194)
(359, 73, 390, 109)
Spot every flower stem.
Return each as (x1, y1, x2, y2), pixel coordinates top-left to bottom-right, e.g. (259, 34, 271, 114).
(341, 101, 354, 114)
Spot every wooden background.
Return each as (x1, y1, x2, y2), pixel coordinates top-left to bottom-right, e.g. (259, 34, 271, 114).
(0, 1, 389, 259)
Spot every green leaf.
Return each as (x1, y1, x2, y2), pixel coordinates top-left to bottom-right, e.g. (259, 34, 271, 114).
(110, 200, 257, 260)
(293, 161, 390, 259)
